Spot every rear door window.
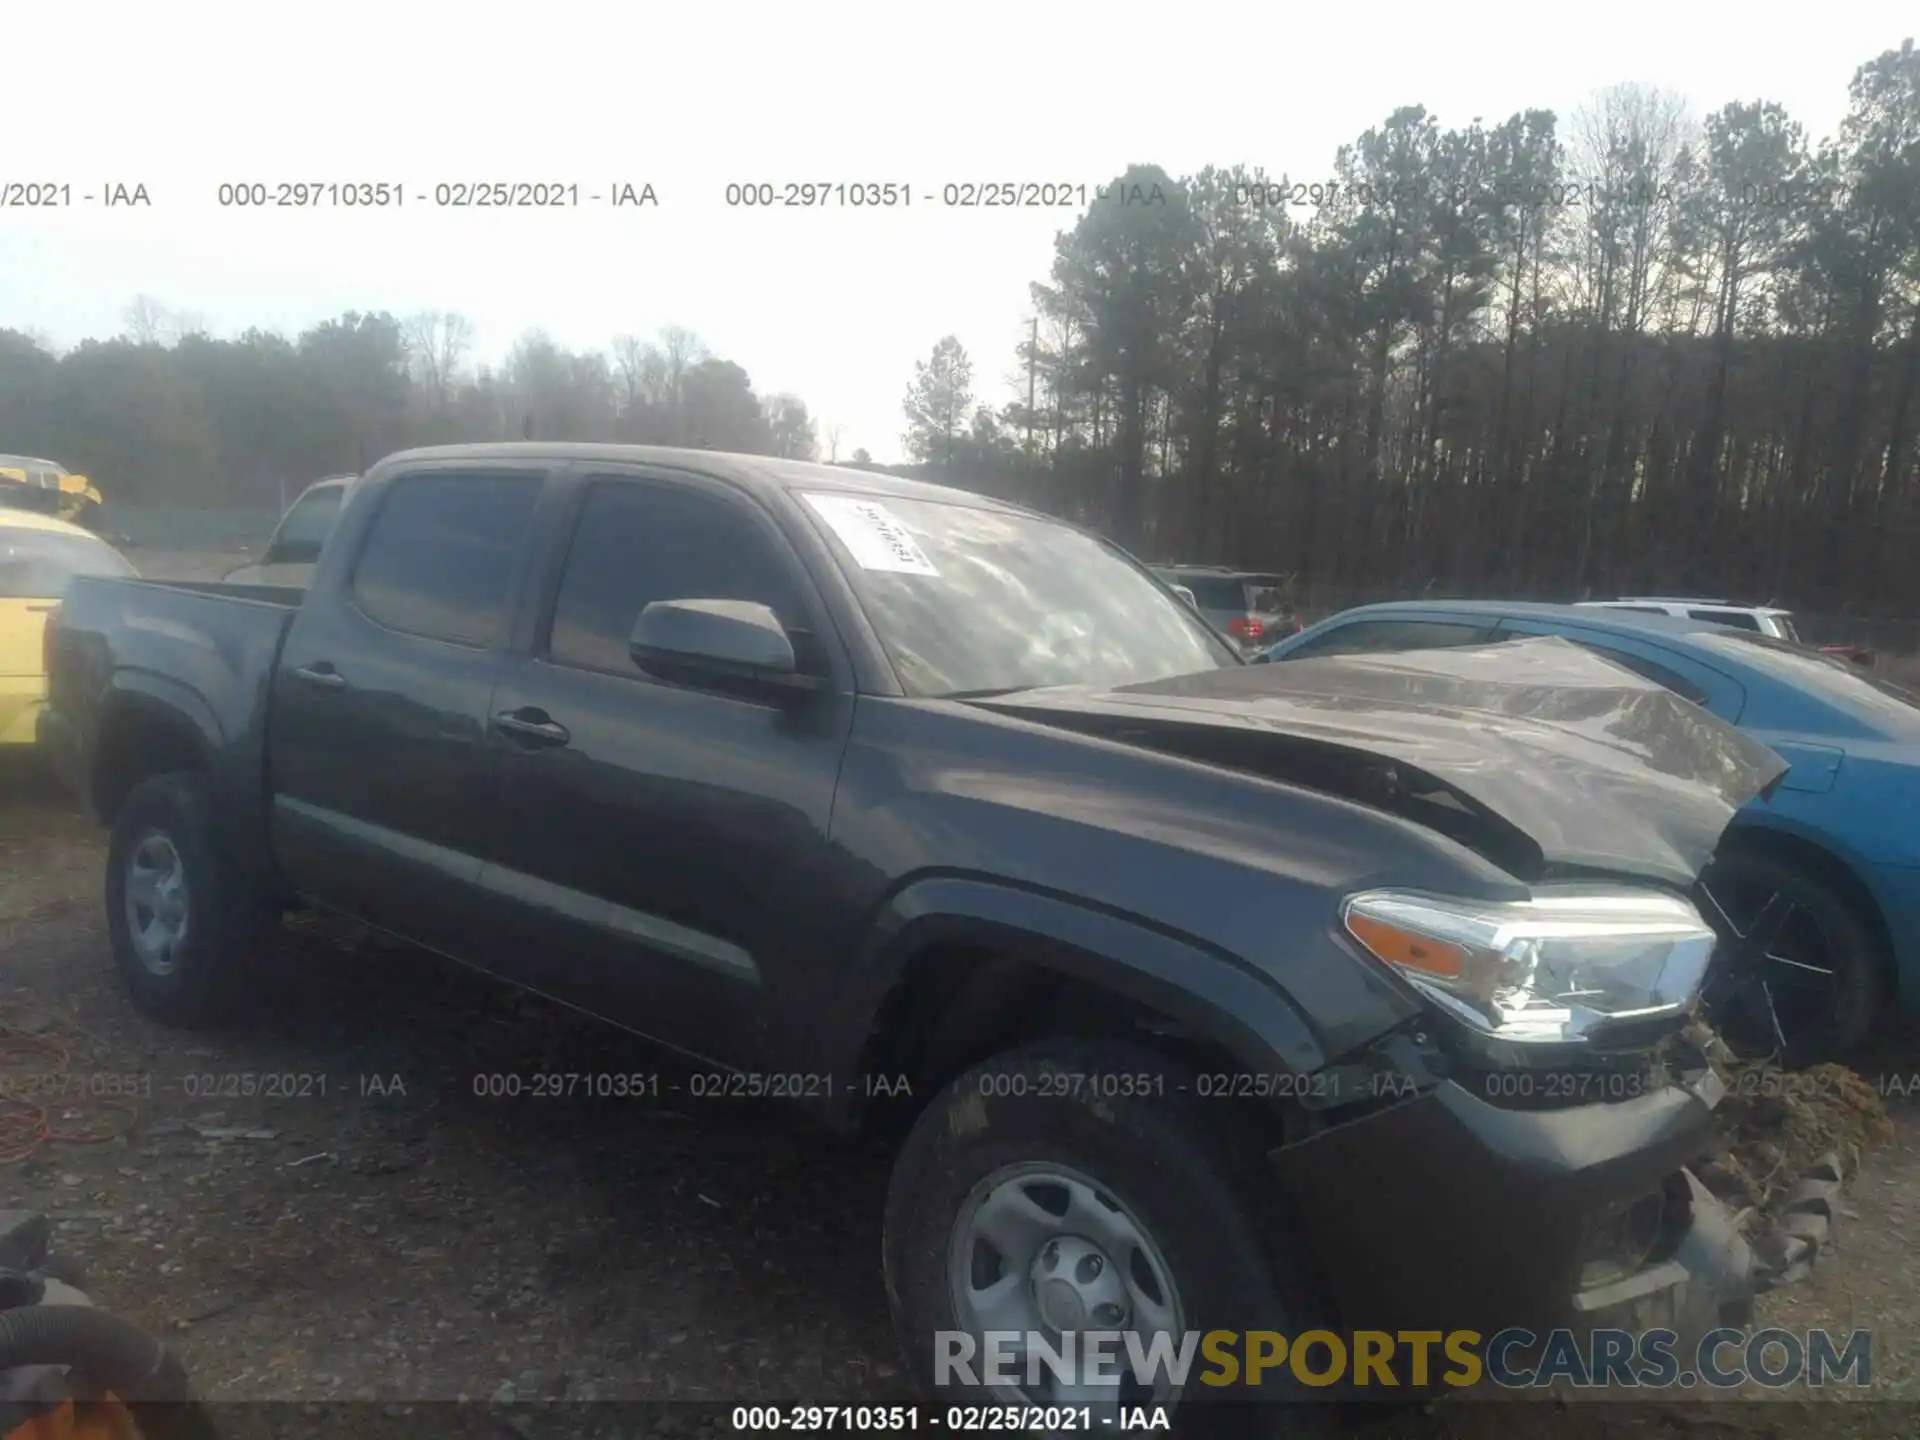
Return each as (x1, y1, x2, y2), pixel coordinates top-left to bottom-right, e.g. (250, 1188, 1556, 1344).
(1568, 645, 1712, 707)
(1687, 607, 1763, 631)
(1286, 618, 1494, 659)
(349, 472, 544, 648)
(1495, 619, 1744, 720)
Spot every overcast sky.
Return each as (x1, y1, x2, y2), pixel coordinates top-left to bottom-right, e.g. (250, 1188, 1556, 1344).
(5, 1, 1911, 463)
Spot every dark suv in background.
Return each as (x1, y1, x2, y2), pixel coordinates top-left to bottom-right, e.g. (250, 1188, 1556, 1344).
(1151, 563, 1299, 653)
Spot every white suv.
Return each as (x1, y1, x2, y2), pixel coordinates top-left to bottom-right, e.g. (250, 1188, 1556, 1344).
(1576, 597, 1801, 643)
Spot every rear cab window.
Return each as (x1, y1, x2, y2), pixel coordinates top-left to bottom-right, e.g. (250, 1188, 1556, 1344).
(1687, 607, 1763, 631)
(348, 472, 544, 648)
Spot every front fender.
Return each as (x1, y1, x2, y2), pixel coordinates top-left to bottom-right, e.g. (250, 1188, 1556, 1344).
(812, 873, 1333, 1127)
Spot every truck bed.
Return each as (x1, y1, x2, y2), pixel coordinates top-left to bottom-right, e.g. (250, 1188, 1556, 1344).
(41, 576, 302, 847)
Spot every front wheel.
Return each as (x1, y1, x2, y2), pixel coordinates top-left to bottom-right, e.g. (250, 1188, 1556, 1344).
(1698, 850, 1889, 1066)
(882, 1039, 1328, 1429)
(104, 772, 270, 1027)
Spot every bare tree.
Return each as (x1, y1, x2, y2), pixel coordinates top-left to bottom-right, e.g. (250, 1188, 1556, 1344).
(122, 295, 169, 346)
(657, 325, 708, 442)
(405, 311, 474, 412)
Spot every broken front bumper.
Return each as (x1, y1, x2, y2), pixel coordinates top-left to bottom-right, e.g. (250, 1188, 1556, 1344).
(1276, 1069, 1752, 1352)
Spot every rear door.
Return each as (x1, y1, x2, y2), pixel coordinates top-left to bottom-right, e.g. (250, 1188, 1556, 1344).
(475, 466, 856, 1066)
(267, 464, 552, 958)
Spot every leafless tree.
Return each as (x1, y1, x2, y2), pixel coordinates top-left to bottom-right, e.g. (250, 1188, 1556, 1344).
(405, 311, 474, 412)
(122, 295, 169, 346)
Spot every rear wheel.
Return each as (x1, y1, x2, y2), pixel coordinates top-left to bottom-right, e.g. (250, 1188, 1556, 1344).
(883, 1038, 1329, 1430)
(1698, 850, 1888, 1066)
(104, 772, 270, 1026)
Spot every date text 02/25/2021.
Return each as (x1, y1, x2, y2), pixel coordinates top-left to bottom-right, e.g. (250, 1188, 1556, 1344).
(729, 1405, 1168, 1432)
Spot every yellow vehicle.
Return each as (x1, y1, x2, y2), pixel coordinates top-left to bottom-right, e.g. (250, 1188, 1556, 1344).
(0, 509, 136, 746)
(0, 455, 105, 528)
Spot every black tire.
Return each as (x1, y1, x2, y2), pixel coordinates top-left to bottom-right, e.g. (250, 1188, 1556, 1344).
(1699, 850, 1889, 1066)
(883, 1038, 1331, 1430)
(104, 772, 268, 1027)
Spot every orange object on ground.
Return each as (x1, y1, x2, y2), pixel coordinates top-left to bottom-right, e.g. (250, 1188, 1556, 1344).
(4, 1397, 142, 1440)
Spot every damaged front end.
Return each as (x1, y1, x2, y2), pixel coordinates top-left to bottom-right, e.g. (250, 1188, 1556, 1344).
(1271, 1020, 1759, 1361)
(979, 638, 1800, 1357)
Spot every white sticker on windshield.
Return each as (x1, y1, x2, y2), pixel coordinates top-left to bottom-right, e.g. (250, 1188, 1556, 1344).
(802, 493, 939, 576)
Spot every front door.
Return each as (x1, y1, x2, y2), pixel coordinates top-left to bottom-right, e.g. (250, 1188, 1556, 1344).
(477, 469, 856, 1066)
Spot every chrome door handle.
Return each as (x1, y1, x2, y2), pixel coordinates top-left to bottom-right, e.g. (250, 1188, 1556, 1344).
(293, 664, 347, 689)
(493, 710, 570, 746)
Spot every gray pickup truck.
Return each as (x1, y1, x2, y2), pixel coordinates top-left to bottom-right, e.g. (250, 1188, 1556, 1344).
(39, 443, 1787, 1419)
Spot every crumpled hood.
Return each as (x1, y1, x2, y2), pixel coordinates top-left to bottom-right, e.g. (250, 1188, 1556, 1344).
(972, 636, 1789, 889)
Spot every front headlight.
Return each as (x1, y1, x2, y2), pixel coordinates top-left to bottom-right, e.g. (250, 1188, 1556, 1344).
(1341, 887, 1717, 1044)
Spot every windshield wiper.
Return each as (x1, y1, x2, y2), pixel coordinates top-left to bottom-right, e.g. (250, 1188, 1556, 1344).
(943, 686, 1030, 700)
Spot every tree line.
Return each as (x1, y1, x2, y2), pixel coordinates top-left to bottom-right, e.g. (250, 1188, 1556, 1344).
(898, 40, 1920, 615)
(0, 310, 826, 514)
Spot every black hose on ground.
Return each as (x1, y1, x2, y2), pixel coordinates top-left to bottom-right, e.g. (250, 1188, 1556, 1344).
(0, 1304, 220, 1440)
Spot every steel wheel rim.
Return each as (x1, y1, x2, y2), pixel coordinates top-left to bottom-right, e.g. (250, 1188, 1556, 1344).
(947, 1160, 1188, 1416)
(124, 829, 191, 976)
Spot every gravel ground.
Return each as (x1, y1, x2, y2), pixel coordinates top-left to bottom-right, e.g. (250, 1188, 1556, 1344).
(4, 546, 1916, 1434)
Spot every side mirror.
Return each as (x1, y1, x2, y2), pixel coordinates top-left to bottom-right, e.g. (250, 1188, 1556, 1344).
(630, 598, 822, 691)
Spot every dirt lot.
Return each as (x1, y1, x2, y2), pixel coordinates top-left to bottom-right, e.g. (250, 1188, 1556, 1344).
(3, 547, 1917, 1435)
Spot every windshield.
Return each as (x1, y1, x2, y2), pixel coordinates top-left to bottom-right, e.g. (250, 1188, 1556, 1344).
(1773, 614, 1801, 644)
(0, 524, 136, 598)
(800, 491, 1237, 697)
(1696, 631, 1920, 731)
